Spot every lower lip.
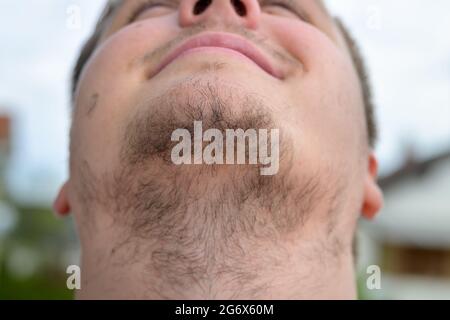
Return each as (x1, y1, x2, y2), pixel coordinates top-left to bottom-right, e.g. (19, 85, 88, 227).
(163, 46, 266, 73)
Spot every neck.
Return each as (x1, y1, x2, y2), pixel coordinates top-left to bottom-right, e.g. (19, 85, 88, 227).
(75, 210, 357, 299)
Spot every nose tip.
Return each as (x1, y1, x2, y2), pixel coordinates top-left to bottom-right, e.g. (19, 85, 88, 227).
(179, 0, 260, 29)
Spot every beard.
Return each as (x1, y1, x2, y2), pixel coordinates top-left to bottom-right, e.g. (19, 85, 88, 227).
(114, 77, 322, 232)
(74, 77, 341, 298)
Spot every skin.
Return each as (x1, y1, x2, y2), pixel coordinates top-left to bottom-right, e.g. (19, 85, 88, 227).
(54, 0, 383, 299)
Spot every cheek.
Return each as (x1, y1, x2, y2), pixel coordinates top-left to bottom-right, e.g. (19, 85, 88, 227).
(72, 17, 179, 172)
(266, 18, 367, 165)
(263, 17, 332, 72)
(77, 15, 179, 105)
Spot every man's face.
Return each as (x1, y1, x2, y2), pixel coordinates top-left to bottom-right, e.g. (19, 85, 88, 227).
(61, 0, 381, 254)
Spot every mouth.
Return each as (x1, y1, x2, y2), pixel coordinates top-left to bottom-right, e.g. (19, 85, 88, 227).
(151, 32, 283, 79)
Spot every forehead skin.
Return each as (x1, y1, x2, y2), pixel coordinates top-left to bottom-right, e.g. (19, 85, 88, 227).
(99, 0, 340, 46)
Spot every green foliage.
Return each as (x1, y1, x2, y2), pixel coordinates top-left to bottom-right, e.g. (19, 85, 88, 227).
(0, 270, 74, 300)
(0, 204, 77, 300)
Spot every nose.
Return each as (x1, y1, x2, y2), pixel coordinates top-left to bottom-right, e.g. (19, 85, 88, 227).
(179, 0, 261, 29)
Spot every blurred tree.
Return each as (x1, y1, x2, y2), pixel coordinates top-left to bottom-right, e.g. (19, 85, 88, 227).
(0, 114, 76, 300)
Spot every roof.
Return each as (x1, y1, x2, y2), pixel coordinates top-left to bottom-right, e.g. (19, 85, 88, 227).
(379, 149, 450, 190)
(368, 149, 450, 247)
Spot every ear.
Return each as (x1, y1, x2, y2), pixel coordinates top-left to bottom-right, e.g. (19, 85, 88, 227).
(53, 181, 71, 217)
(361, 153, 383, 220)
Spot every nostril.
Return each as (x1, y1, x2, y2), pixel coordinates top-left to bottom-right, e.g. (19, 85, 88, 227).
(193, 0, 212, 15)
(231, 0, 247, 16)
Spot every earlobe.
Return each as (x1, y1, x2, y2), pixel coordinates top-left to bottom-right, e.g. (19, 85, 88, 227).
(53, 182, 71, 217)
(362, 153, 383, 220)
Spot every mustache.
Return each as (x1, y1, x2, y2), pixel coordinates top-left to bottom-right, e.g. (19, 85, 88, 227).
(139, 21, 298, 68)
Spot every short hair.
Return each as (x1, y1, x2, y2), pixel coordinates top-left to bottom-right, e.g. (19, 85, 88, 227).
(71, 1, 377, 147)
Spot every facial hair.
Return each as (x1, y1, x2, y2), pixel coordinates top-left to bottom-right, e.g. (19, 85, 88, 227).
(73, 77, 341, 298)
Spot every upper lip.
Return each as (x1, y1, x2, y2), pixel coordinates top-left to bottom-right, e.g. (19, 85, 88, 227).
(152, 32, 282, 79)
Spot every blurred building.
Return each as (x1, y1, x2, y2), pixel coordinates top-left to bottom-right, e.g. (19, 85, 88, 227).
(0, 115, 11, 210)
(0, 115, 11, 182)
(360, 149, 450, 299)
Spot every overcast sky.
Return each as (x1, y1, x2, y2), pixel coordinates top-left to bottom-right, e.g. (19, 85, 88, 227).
(0, 0, 449, 205)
